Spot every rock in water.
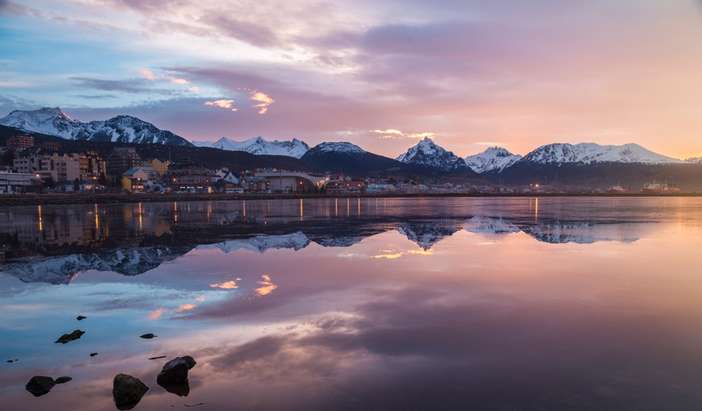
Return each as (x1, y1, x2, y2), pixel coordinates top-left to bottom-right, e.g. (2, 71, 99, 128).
(113, 374, 149, 410)
(55, 329, 85, 344)
(90, 352, 98, 357)
(157, 356, 196, 396)
(139, 333, 156, 339)
(76, 315, 87, 321)
(54, 376, 72, 384)
(26, 376, 55, 397)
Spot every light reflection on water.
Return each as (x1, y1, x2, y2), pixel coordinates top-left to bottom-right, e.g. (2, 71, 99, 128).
(1, 197, 702, 410)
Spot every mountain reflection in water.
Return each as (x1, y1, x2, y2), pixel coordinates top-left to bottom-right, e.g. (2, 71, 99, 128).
(2, 197, 702, 411)
(0, 198, 670, 283)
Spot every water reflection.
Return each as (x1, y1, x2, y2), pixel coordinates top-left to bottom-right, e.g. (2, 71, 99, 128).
(0, 198, 684, 284)
(2, 197, 702, 411)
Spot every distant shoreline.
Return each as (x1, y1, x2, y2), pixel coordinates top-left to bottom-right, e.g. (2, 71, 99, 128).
(1, 191, 701, 206)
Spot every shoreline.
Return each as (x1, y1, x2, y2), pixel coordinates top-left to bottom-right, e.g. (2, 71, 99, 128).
(1, 191, 701, 206)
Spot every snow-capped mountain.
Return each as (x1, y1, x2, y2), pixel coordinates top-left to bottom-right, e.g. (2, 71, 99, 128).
(464, 216, 520, 234)
(521, 143, 682, 165)
(1, 245, 191, 284)
(397, 221, 463, 250)
(521, 222, 644, 244)
(465, 147, 522, 173)
(0, 107, 193, 146)
(197, 136, 309, 158)
(312, 142, 366, 154)
(204, 232, 310, 253)
(396, 137, 467, 171)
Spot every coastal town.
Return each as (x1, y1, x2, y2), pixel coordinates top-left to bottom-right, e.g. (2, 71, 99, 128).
(0, 133, 685, 197)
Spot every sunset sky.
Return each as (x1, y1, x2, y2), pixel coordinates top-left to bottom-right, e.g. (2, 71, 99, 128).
(1, 0, 702, 159)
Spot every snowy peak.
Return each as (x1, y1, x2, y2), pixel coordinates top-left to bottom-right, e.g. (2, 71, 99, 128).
(311, 142, 366, 154)
(396, 137, 467, 171)
(0, 107, 192, 146)
(0, 107, 81, 139)
(465, 147, 522, 173)
(522, 143, 682, 165)
(202, 136, 309, 158)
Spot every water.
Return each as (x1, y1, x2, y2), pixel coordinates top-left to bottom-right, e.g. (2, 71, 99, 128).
(2, 197, 702, 411)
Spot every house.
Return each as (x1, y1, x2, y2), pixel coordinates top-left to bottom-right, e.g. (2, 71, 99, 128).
(213, 170, 243, 193)
(121, 166, 158, 193)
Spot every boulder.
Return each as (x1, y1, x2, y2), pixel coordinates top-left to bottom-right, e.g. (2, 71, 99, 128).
(90, 352, 99, 357)
(55, 329, 85, 344)
(139, 333, 156, 339)
(26, 376, 55, 397)
(113, 374, 149, 410)
(54, 376, 72, 384)
(156, 356, 196, 396)
(76, 315, 87, 321)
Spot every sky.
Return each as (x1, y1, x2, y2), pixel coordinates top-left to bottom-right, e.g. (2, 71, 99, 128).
(1, 0, 702, 159)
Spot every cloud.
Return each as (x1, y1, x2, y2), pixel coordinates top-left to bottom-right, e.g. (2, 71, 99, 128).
(170, 77, 190, 85)
(250, 91, 274, 114)
(255, 274, 277, 296)
(148, 308, 165, 320)
(201, 14, 281, 48)
(204, 99, 238, 111)
(138, 68, 157, 80)
(371, 129, 435, 140)
(210, 279, 239, 289)
(70, 76, 175, 95)
(176, 303, 197, 312)
(74, 94, 118, 100)
(371, 129, 403, 136)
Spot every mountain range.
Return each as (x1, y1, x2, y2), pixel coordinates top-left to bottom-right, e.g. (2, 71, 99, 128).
(0, 107, 192, 146)
(2, 107, 701, 188)
(194, 136, 309, 158)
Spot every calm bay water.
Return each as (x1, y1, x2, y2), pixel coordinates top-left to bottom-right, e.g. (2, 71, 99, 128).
(2, 197, 702, 410)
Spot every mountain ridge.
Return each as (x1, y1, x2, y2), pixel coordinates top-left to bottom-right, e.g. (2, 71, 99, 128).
(195, 136, 309, 158)
(465, 147, 522, 174)
(0, 107, 193, 146)
(396, 137, 468, 172)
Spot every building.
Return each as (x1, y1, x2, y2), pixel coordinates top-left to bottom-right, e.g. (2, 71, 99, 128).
(148, 158, 171, 176)
(0, 172, 41, 194)
(642, 182, 680, 193)
(79, 151, 107, 182)
(121, 166, 158, 193)
(6, 134, 34, 150)
(106, 147, 143, 183)
(168, 165, 216, 192)
(366, 183, 397, 194)
(39, 141, 61, 152)
(241, 175, 269, 192)
(14, 152, 81, 183)
(266, 175, 316, 193)
(325, 178, 366, 194)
